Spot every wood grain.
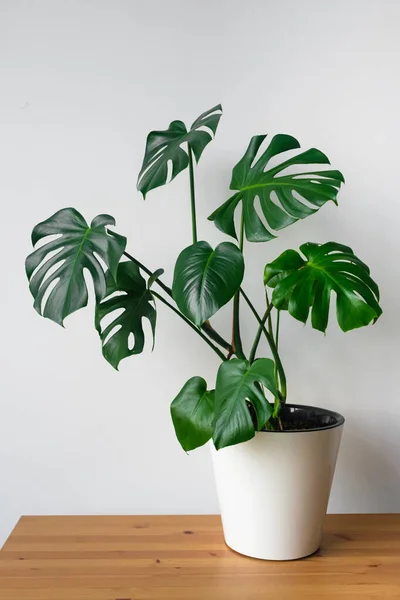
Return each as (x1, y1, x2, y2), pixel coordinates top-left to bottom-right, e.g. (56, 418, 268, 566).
(1, 514, 400, 599)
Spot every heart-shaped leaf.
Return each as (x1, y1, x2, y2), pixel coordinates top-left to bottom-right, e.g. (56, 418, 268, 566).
(137, 104, 222, 198)
(264, 242, 382, 332)
(25, 208, 126, 325)
(171, 377, 215, 452)
(213, 358, 277, 450)
(172, 241, 244, 327)
(95, 261, 156, 370)
(209, 134, 344, 242)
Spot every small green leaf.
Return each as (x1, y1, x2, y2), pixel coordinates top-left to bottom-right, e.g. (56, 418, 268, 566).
(137, 104, 222, 198)
(213, 358, 277, 450)
(25, 208, 126, 326)
(147, 268, 165, 289)
(95, 262, 156, 369)
(265, 242, 382, 332)
(171, 377, 215, 452)
(172, 241, 244, 327)
(209, 134, 344, 242)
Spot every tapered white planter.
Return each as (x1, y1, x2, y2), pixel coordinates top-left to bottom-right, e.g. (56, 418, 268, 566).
(212, 404, 344, 561)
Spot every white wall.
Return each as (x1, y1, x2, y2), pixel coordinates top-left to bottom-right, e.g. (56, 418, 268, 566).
(1, 0, 399, 545)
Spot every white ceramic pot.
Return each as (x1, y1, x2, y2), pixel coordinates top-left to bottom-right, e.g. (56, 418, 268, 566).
(211, 404, 344, 561)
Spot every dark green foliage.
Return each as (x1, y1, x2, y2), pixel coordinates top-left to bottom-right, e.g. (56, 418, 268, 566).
(95, 262, 156, 370)
(265, 242, 382, 332)
(209, 134, 344, 242)
(172, 241, 244, 327)
(26, 208, 126, 326)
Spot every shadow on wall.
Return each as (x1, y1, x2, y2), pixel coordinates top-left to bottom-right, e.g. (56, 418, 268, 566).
(332, 421, 400, 513)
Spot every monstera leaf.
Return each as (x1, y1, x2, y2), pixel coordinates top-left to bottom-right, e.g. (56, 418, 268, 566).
(264, 242, 382, 332)
(171, 377, 215, 452)
(213, 358, 277, 450)
(172, 241, 244, 327)
(209, 134, 344, 242)
(137, 104, 222, 198)
(25, 208, 126, 325)
(95, 261, 156, 369)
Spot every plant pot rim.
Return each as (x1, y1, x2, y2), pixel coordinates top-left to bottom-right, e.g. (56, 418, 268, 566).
(262, 403, 345, 433)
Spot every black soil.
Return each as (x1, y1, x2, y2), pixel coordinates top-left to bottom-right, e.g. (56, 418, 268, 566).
(247, 402, 341, 432)
(267, 416, 337, 431)
(264, 405, 339, 432)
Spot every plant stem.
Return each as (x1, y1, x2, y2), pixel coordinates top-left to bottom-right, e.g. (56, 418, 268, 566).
(273, 309, 281, 390)
(202, 320, 233, 354)
(239, 287, 265, 325)
(181, 148, 231, 349)
(275, 309, 281, 352)
(241, 290, 287, 402)
(151, 290, 227, 362)
(246, 301, 274, 363)
(231, 213, 246, 359)
(187, 144, 198, 244)
(266, 289, 279, 390)
(262, 325, 286, 401)
(265, 289, 274, 341)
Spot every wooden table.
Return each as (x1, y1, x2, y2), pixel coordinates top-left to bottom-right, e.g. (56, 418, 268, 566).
(0, 515, 399, 599)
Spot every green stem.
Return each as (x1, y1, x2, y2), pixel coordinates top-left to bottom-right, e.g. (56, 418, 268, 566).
(241, 290, 287, 402)
(266, 289, 279, 391)
(246, 303, 274, 364)
(201, 321, 233, 354)
(232, 214, 245, 359)
(262, 326, 286, 401)
(273, 309, 281, 393)
(152, 290, 226, 362)
(239, 287, 265, 327)
(265, 289, 274, 341)
(187, 144, 198, 244)
(275, 309, 281, 352)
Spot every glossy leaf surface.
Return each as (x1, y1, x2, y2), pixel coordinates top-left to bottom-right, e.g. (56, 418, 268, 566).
(213, 358, 277, 450)
(171, 377, 215, 452)
(264, 242, 382, 332)
(95, 261, 156, 370)
(209, 134, 344, 242)
(137, 105, 222, 198)
(25, 208, 126, 326)
(172, 241, 244, 327)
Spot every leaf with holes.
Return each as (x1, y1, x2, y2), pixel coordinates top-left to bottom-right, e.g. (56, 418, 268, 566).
(95, 261, 156, 370)
(209, 134, 344, 242)
(137, 104, 222, 198)
(25, 208, 126, 326)
(213, 358, 277, 450)
(264, 242, 382, 332)
(171, 377, 215, 452)
(172, 241, 244, 327)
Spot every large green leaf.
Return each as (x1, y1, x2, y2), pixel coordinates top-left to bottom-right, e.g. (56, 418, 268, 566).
(170, 377, 215, 452)
(209, 134, 344, 242)
(137, 104, 222, 198)
(213, 358, 277, 450)
(25, 208, 126, 326)
(95, 261, 156, 370)
(172, 241, 244, 327)
(264, 242, 382, 332)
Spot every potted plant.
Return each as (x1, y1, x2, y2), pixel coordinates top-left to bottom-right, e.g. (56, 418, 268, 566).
(25, 104, 382, 560)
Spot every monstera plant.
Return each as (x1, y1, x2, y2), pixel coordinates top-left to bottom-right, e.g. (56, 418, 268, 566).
(26, 104, 382, 451)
